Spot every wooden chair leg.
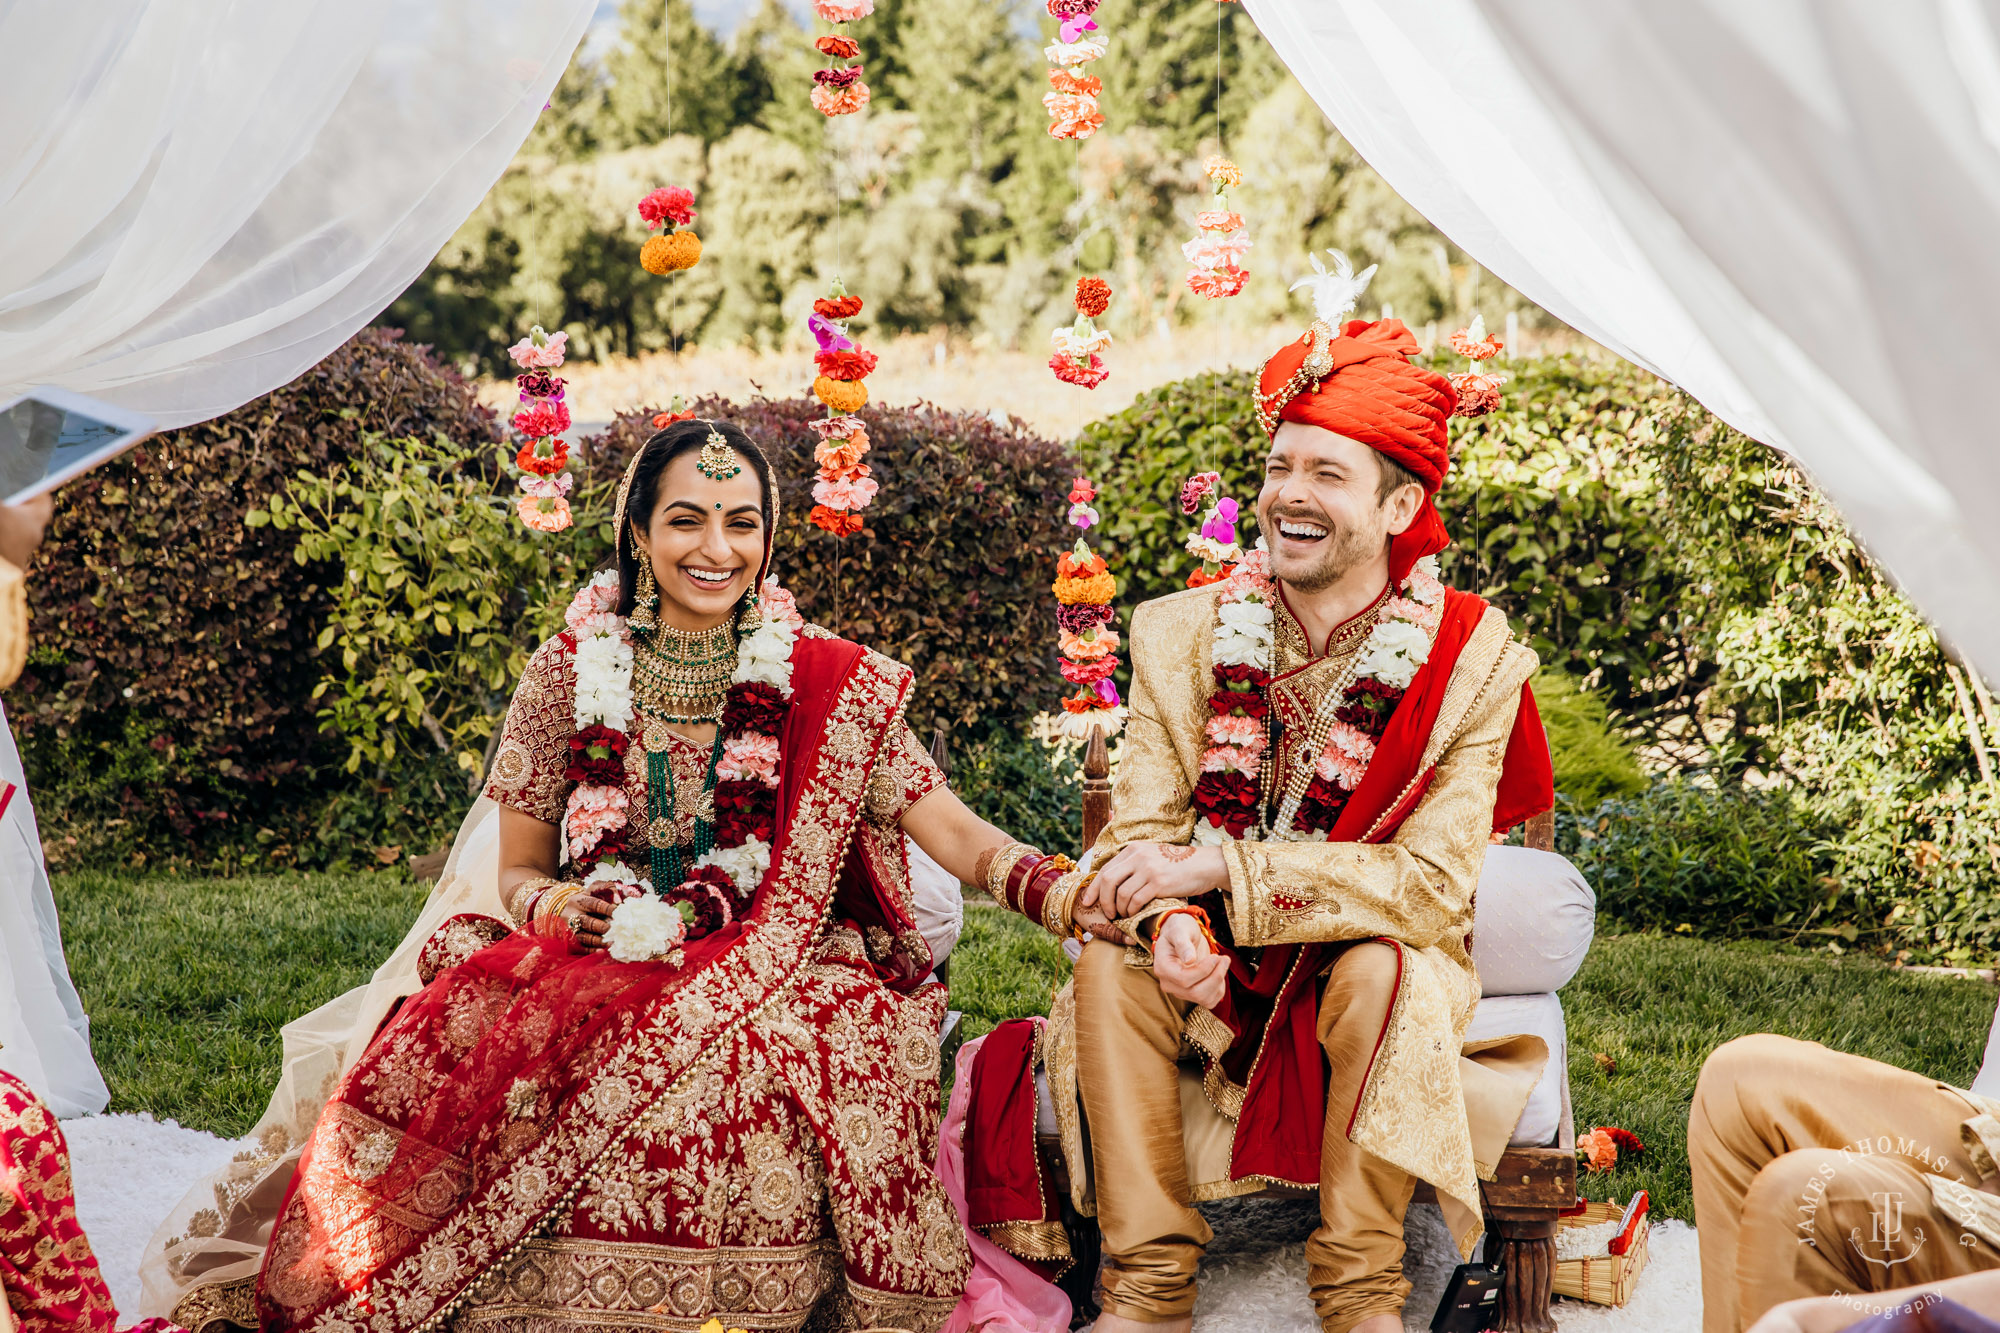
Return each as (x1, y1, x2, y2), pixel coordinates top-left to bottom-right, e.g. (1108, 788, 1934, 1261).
(1484, 1211, 1558, 1333)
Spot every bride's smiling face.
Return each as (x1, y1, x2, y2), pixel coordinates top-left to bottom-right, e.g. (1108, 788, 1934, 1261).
(633, 447, 766, 630)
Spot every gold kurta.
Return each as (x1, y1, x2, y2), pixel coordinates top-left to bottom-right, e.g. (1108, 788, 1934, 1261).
(1048, 580, 1545, 1255)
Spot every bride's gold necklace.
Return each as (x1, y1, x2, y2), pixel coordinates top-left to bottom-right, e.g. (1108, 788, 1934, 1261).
(631, 620, 737, 723)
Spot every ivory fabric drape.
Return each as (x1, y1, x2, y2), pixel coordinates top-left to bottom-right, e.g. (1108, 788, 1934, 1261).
(1242, 0, 2000, 687)
(0, 0, 592, 430)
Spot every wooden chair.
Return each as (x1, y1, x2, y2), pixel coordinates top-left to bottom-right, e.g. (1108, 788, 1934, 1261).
(1063, 725, 1575, 1333)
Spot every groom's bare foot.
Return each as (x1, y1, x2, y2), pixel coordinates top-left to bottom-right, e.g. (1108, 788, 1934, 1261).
(1345, 1315, 1402, 1333)
(1093, 1314, 1192, 1333)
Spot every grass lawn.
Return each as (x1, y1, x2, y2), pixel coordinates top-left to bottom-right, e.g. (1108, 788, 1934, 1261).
(52, 872, 1997, 1224)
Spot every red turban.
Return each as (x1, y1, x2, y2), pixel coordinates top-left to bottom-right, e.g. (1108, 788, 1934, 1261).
(1255, 317, 1456, 584)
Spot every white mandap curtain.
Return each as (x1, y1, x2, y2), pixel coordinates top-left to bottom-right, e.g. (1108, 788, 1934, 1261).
(0, 0, 593, 430)
(1243, 0, 2000, 689)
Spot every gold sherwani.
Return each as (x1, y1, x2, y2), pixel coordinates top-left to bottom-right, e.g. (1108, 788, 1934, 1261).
(1046, 580, 1547, 1274)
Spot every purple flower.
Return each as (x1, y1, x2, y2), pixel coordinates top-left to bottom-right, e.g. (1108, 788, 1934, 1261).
(808, 312, 854, 352)
(1095, 678, 1121, 706)
(1059, 14, 1098, 42)
(1216, 497, 1238, 524)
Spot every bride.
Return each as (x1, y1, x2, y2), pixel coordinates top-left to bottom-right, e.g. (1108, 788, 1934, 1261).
(142, 419, 1095, 1333)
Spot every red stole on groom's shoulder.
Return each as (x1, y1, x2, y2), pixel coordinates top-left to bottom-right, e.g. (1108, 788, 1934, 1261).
(1201, 587, 1552, 1187)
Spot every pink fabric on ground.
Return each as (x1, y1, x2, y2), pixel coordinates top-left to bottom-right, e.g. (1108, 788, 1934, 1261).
(938, 1031, 1073, 1333)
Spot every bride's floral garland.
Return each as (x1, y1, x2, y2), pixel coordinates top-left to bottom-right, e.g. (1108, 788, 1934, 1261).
(555, 570, 804, 962)
(1191, 550, 1444, 844)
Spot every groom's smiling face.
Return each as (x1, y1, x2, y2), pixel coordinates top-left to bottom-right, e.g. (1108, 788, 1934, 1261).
(1256, 422, 1425, 593)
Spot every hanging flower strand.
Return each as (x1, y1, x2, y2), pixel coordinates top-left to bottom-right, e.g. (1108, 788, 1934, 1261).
(506, 325, 573, 533)
(1185, 155, 1251, 299)
(1043, 0, 1105, 140)
(637, 186, 701, 275)
(1051, 476, 1125, 738)
(811, 3, 872, 116)
(1179, 472, 1242, 588)
(1446, 313, 1507, 417)
(807, 279, 877, 537)
(1051, 276, 1113, 389)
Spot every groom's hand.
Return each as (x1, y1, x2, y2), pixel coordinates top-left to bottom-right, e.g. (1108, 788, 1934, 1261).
(1086, 842, 1228, 917)
(1153, 912, 1228, 1008)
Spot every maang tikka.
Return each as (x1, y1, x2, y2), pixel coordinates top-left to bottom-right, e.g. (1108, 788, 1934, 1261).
(696, 421, 742, 481)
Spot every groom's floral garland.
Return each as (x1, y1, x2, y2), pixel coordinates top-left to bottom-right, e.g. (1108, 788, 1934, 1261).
(1191, 550, 1444, 844)
(556, 570, 804, 962)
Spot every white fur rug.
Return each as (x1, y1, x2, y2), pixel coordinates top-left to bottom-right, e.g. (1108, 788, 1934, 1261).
(62, 1115, 1699, 1330)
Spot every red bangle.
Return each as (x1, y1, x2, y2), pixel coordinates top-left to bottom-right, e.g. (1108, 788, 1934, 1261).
(1158, 904, 1220, 954)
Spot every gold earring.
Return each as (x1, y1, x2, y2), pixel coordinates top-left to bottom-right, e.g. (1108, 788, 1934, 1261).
(630, 561, 658, 634)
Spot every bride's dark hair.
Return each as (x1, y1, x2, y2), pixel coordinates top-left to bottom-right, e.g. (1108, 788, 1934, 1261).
(614, 419, 776, 618)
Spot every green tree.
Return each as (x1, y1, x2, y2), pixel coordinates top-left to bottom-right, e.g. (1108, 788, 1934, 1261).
(601, 0, 746, 146)
(732, 0, 824, 150)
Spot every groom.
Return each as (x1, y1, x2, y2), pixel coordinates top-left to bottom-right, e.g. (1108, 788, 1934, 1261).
(1071, 299, 1552, 1332)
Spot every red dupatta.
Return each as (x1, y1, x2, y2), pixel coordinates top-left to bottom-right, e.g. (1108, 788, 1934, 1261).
(1202, 588, 1552, 1186)
(257, 634, 926, 1333)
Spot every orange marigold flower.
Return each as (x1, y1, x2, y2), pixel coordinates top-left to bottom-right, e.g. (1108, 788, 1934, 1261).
(810, 82, 871, 117)
(1203, 154, 1243, 188)
(1048, 68, 1102, 96)
(815, 34, 860, 58)
(814, 294, 864, 320)
(1074, 277, 1111, 318)
(813, 376, 869, 413)
(814, 348, 878, 381)
(640, 231, 702, 275)
(808, 504, 865, 536)
(1053, 571, 1117, 605)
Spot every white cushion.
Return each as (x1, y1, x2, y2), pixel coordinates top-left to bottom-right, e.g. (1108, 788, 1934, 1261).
(1469, 846, 1595, 997)
(1465, 991, 1569, 1148)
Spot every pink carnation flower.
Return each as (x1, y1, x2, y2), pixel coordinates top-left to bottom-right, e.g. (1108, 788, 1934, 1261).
(517, 494, 572, 533)
(1059, 627, 1121, 661)
(1201, 741, 1265, 775)
(1182, 233, 1254, 270)
(812, 473, 880, 511)
(1205, 713, 1263, 747)
(564, 784, 629, 860)
(719, 732, 782, 785)
(1195, 210, 1245, 232)
(507, 330, 568, 369)
(807, 414, 867, 441)
(565, 574, 621, 628)
(1314, 743, 1367, 791)
(814, 0, 873, 18)
(512, 399, 571, 440)
(760, 579, 802, 626)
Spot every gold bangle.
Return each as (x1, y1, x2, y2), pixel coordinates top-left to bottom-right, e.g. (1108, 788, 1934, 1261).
(537, 882, 585, 924)
(984, 841, 1034, 909)
(509, 875, 561, 922)
(1043, 869, 1087, 939)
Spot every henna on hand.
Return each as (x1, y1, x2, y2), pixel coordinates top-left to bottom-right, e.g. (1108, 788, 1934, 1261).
(1158, 843, 1196, 862)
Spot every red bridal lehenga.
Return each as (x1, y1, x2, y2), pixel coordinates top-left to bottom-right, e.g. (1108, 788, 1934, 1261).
(247, 624, 968, 1333)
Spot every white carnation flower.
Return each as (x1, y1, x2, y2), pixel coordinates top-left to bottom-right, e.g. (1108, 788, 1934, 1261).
(572, 632, 634, 730)
(1407, 555, 1444, 604)
(692, 835, 772, 895)
(733, 619, 798, 696)
(1191, 820, 1232, 847)
(1357, 620, 1431, 690)
(1218, 598, 1274, 631)
(604, 895, 687, 963)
